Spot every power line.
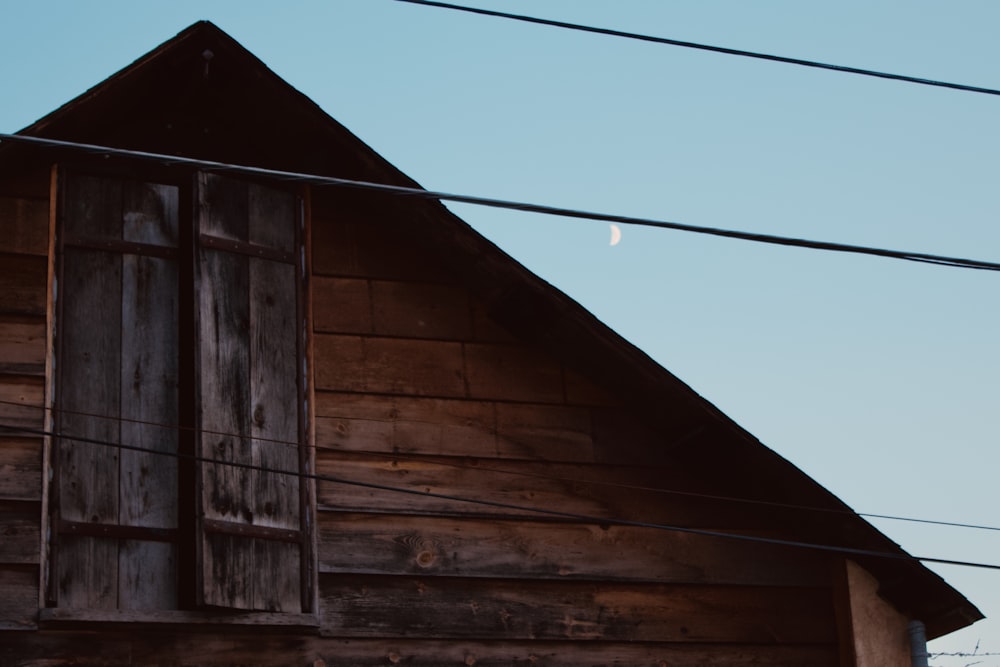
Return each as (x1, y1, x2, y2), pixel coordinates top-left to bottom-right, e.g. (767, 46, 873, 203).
(3, 398, 1000, 535)
(392, 0, 1000, 98)
(2, 421, 999, 571)
(2, 133, 999, 272)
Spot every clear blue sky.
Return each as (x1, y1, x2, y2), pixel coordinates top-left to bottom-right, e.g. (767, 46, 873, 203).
(2, 1, 998, 662)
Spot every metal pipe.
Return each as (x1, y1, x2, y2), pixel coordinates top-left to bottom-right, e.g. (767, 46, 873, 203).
(908, 620, 929, 667)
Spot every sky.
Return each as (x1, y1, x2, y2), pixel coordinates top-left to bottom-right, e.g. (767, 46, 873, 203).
(2, 1, 998, 662)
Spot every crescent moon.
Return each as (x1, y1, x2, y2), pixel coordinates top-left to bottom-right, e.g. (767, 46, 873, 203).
(609, 224, 622, 246)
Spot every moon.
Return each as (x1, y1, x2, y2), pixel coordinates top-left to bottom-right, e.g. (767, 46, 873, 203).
(609, 224, 622, 246)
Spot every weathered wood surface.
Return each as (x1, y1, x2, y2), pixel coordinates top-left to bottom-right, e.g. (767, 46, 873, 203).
(313, 276, 473, 341)
(0, 565, 38, 630)
(0, 378, 44, 432)
(317, 511, 832, 587)
(315, 334, 466, 397)
(312, 215, 453, 282)
(839, 559, 912, 667)
(0, 500, 41, 564)
(0, 634, 836, 665)
(315, 451, 786, 530)
(462, 342, 564, 404)
(0, 437, 41, 500)
(319, 574, 836, 643)
(0, 254, 47, 316)
(0, 317, 46, 375)
(0, 196, 48, 256)
(198, 174, 302, 612)
(57, 243, 121, 609)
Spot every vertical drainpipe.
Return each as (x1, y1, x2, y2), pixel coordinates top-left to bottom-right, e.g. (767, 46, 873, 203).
(908, 620, 929, 667)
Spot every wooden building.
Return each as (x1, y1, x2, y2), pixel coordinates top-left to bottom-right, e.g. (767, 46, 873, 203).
(0, 21, 982, 666)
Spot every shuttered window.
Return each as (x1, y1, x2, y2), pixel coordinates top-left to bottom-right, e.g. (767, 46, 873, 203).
(51, 169, 312, 615)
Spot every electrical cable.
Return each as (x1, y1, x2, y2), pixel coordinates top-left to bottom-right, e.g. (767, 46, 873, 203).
(391, 0, 1000, 98)
(1, 133, 999, 272)
(2, 396, 999, 533)
(2, 421, 999, 571)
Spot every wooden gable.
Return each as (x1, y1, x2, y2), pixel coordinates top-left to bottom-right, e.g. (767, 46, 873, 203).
(0, 19, 982, 666)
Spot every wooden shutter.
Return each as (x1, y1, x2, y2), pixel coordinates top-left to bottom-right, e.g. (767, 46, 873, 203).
(55, 172, 180, 609)
(195, 173, 304, 612)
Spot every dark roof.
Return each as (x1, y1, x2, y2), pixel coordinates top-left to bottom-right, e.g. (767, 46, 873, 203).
(4, 20, 983, 638)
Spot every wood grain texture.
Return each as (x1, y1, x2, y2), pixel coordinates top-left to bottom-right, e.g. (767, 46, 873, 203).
(318, 574, 836, 643)
(0, 500, 41, 564)
(0, 565, 38, 630)
(119, 254, 178, 531)
(314, 334, 466, 397)
(312, 277, 372, 334)
(317, 512, 831, 587)
(249, 256, 301, 612)
(0, 318, 46, 375)
(463, 343, 564, 403)
(198, 247, 252, 525)
(311, 215, 453, 282)
(58, 245, 122, 521)
(370, 280, 472, 340)
(0, 437, 42, 500)
(0, 634, 838, 666)
(314, 391, 497, 458)
(56, 535, 117, 609)
(0, 254, 47, 316)
(0, 197, 48, 256)
(0, 377, 44, 432)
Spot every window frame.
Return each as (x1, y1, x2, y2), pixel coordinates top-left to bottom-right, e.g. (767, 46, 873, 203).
(43, 162, 316, 619)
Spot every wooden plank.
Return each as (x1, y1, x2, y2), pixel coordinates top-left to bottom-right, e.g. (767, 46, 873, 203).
(56, 535, 118, 609)
(198, 172, 248, 241)
(563, 367, 620, 407)
(0, 317, 46, 375)
(319, 574, 836, 643)
(249, 255, 300, 612)
(314, 334, 466, 397)
(198, 247, 252, 524)
(463, 342, 564, 403)
(57, 248, 121, 522)
(317, 512, 832, 587)
(311, 215, 453, 282)
(0, 254, 47, 316)
(470, 300, 517, 343)
(312, 276, 373, 334)
(119, 255, 178, 530)
(0, 565, 38, 630)
(0, 634, 837, 666)
(0, 500, 41, 564)
(198, 245, 252, 609)
(118, 541, 177, 610)
(248, 181, 295, 252)
(839, 559, 912, 667)
(314, 451, 791, 530)
(370, 280, 472, 340)
(0, 375, 44, 432)
(62, 173, 121, 241)
(495, 402, 592, 462)
(314, 391, 498, 458)
(122, 181, 179, 248)
(57, 245, 121, 609)
(249, 257, 299, 530)
(0, 437, 42, 500)
(0, 196, 48, 256)
(117, 181, 180, 611)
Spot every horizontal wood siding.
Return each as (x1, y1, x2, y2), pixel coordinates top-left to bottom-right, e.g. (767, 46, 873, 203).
(307, 207, 840, 657)
(0, 194, 47, 633)
(0, 634, 837, 665)
(0, 566, 38, 630)
(318, 575, 836, 643)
